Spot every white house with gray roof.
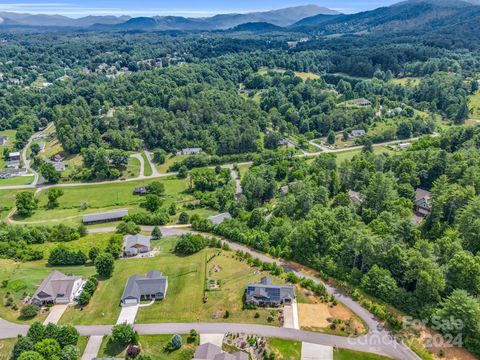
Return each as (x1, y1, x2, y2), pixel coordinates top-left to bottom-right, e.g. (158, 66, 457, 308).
(32, 271, 83, 306)
(177, 147, 202, 155)
(123, 234, 151, 257)
(121, 271, 168, 307)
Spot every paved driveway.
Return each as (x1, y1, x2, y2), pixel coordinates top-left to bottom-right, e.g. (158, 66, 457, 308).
(302, 342, 333, 360)
(283, 302, 299, 329)
(43, 304, 68, 325)
(116, 305, 138, 325)
(81, 336, 104, 360)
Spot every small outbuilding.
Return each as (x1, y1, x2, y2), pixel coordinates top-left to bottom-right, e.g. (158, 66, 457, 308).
(82, 209, 128, 225)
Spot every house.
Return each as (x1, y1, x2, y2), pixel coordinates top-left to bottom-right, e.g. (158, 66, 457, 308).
(398, 143, 412, 149)
(0, 168, 27, 179)
(45, 160, 67, 172)
(6, 160, 20, 169)
(177, 147, 202, 156)
(82, 209, 128, 225)
(9, 152, 21, 161)
(352, 98, 371, 106)
(32, 271, 83, 306)
(349, 129, 366, 138)
(133, 186, 147, 195)
(193, 343, 248, 360)
(52, 154, 65, 162)
(208, 212, 232, 225)
(120, 271, 168, 307)
(415, 188, 432, 216)
(348, 190, 365, 204)
(123, 234, 151, 257)
(278, 139, 295, 148)
(245, 277, 295, 307)
(0, 135, 7, 145)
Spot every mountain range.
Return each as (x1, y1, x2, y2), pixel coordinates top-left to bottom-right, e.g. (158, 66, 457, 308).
(0, 5, 338, 30)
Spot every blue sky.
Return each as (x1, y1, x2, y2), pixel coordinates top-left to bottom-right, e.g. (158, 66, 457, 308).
(0, 0, 400, 17)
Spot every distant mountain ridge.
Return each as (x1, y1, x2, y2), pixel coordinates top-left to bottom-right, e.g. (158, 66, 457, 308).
(0, 5, 338, 30)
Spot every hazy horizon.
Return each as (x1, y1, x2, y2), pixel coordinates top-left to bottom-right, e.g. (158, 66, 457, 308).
(0, 1, 400, 18)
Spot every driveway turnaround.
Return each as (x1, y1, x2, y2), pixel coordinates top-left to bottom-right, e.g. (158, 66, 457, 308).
(81, 336, 104, 360)
(43, 304, 69, 325)
(116, 305, 139, 325)
(301, 342, 333, 360)
(200, 334, 224, 347)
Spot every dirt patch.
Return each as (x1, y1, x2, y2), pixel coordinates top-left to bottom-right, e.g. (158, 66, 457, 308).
(298, 303, 331, 328)
(330, 303, 353, 321)
(416, 328, 476, 360)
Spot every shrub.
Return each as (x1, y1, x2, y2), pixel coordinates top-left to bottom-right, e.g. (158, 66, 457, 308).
(116, 221, 140, 235)
(20, 304, 40, 319)
(168, 334, 182, 350)
(48, 247, 86, 266)
(174, 234, 207, 255)
(95, 252, 115, 278)
(112, 324, 137, 346)
(179, 212, 189, 224)
(126, 345, 141, 359)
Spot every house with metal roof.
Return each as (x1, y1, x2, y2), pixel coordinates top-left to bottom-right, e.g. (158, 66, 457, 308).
(9, 152, 21, 161)
(208, 212, 232, 226)
(352, 98, 371, 106)
(177, 147, 202, 155)
(193, 343, 248, 360)
(32, 271, 83, 306)
(82, 209, 128, 225)
(349, 129, 366, 138)
(245, 277, 295, 307)
(121, 271, 168, 307)
(0, 168, 27, 179)
(123, 234, 151, 257)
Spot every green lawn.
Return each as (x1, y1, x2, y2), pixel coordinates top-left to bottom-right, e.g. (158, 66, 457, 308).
(389, 77, 421, 87)
(99, 335, 195, 360)
(60, 237, 292, 326)
(142, 152, 153, 176)
(469, 89, 480, 120)
(76, 336, 89, 357)
(0, 259, 96, 324)
(124, 156, 141, 179)
(15, 177, 190, 224)
(29, 232, 114, 259)
(334, 349, 392, 360)
(0, 338, 16, 360)
(0, 189, 24, 220)
(155, 154, 188, 173)
(269, 338, 301, 359)
(0, 175, 34, 186)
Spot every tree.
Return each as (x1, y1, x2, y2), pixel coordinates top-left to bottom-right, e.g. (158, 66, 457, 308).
(40, 162, 61, 183)
(16, 192, 39, 216)
(151, 226, 162, 240)
(446, 251, 480, 296)
(95, 252, 115, 278)
(174, 234, 206, 255)
(116, 221, 140, 235)
(168, 203, 176, 215)
(247, 209, 264, 228)
(112, 323, 137, 346)
(27, 322, 45, 344)
(20, 304, 40, 319)
(153, 150, 166, 164)
(143, 194, 163, 213)
(57, 325, 79, 348)
(327, 130, 336, 145)
(454, 100, 469, 124)
(47, 188, 64, 209)
(179, 212, 189, 224)
(168, 334, 182, 350)
(34, 338, 61, 359)
(177, 166, 188, 179)
(12, 337, 35, 360)
(88, 247, 100, 262)
(30, 143, 41, 156)
(17, 351, 44, 360)
(60, 345, 79, 360)
(361, 265, 398, 302)
(146, 182, 165, 197)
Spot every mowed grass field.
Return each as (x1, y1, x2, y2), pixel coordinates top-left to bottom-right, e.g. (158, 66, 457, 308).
(0, 189, 24, 220)
(14, 176, 191, 224)
(99, 335, 195, 360)
(269, 338, 302, 359)
(389, 77, 421, 87)
(124, 156, 141, 179)
(470, 89, 480, 120)
(0, 338, 16, 360)
(0, 175, 34, 187)
(0, 259, 97, 323)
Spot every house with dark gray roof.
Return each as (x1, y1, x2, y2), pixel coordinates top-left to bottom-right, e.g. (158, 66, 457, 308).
(32, 271, 83, 306)
(208, 212, 232, 226)
(0, 168, 27, 179)
(415, 188, 432, 216)
(246, 277, 294, 307)
(83, 209, 128, 225)
(123, 234, 151, 257)
(193, 343, 248, 360)
(121, 271, 168, 307)
(349, 129, 366, 138)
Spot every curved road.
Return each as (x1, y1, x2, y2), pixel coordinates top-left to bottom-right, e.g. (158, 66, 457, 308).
(0, 225, 419, 359)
